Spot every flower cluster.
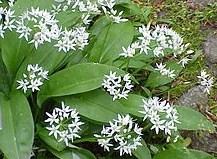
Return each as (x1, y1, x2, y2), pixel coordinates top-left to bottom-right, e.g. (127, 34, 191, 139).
(102, 71, 134, 100)
(0, 5, 90, 53)
(139, 97, 180, 141)
(16, 7, 89, 52)
(155, 63, 176, 79)
(55, 26, 89, 52)
(99, 0, 128, 23)
(53, 0, 128, 24)
(53, 0, 101, 25)
(197, 70, 214, 94)
(138, 25, 187, 57)
(45, 102, 84, 146)
(17, 64, 49, 93)
(119, 25, 194, 78)
(17, 7, 59, 47)
(94, 114, 143, 156)
(0, 0, 128, 52)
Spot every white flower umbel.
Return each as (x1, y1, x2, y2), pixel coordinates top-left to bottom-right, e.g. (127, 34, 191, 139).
(15, 7, 90, 52)
(152, 25, 184, 56)
(197, 70, 214, 94)
(16, 7, 59, 48)
(55, 26, 89, 52)
(137, 25, 188, 57)
(155, 63, 176, 79)
(139, 97, 180, 141)
(45, 101, 84, 146)
(94, 114, 143, 156)
(16, 64, 49, 93)
(102, 71, 134, 100)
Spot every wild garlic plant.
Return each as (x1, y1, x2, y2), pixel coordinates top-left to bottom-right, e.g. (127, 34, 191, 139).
(0, 0, 215, 159)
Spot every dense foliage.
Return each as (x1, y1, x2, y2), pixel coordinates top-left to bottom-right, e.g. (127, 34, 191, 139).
(0, 0, 215, 159)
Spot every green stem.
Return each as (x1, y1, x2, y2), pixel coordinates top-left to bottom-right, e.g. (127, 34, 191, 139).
(125, 58, 130, 72)
(73, 137, 97, 144)
(143, 123, 152, 131)
(55, 53, 70, 70)
(31, 93, 40, 122)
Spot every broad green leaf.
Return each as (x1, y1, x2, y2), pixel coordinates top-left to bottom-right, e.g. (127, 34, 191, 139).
(189, 149, 215, 159)
(56, 11, 82, 28)
(154, 147, 215, 159)
(18, 42, 66, 73)
(66, 51, 88, 67)
(37, 125, 66, 152)
(114, 54, 154, 71)
(0, 91, 34, 159)
(62, 92, 118, 123)
(62, 89, 123, 123)
(38, 63, 124, 105)
(1, 32, 31, 82)
(13, 0, 53, 14)
(145, 61, 183, 88)
(61, 90, 143, 123)
(117, 1, 152, 22)
(49, 147, 96, 159)
(176, 106, 215, 131)
(119, 94, 144, 117)
(88, 22, 134, 64)
(133, 140, 152, 159)
(0, 94, 2, 130)
(90, 16, 112, 36)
